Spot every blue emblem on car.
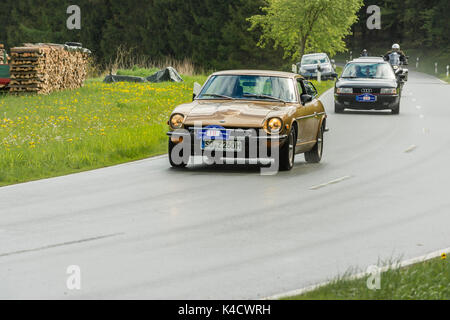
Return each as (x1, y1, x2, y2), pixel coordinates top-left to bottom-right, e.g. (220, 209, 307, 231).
(196, 125, 230, 140)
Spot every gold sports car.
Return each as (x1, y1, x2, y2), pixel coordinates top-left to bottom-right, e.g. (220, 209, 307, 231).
(167, 70, 327, 171)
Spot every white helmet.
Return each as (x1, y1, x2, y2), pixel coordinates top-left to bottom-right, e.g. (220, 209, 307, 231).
(392, 43, 400, 50)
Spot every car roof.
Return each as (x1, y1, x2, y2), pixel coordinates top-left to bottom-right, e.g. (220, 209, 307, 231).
(351, 57, 385, 63)
(303, 53, 327, 57)
(212, 70, 301, 79)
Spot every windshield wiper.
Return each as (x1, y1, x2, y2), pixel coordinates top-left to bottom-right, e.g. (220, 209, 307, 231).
(201, 93, 234, 100)
(242, 94, 286, 103)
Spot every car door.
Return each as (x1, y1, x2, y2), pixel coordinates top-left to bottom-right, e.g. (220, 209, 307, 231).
(294, 79, 317, 148)
(303, 80, 323, 138)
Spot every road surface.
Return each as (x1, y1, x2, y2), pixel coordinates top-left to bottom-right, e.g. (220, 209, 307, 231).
(0, 71, 449, 299)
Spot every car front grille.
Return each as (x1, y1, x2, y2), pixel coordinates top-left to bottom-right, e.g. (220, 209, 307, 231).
(352, 88, 381, 94)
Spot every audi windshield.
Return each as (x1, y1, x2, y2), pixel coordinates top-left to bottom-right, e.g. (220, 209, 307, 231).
(341, 63, 396, 80)
(197, 75, 297, 103)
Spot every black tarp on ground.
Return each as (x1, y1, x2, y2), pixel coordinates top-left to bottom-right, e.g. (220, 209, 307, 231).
(103, 75, 147, 83)
(147, 67, 183, 83)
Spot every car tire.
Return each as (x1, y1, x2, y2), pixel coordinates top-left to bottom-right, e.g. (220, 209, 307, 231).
(278, 129, 296, 171)
(305, 125, 324, 163)
(335, 103, 344, 113)
(168, 139, 189, 168)
(391, 102, 400, 115)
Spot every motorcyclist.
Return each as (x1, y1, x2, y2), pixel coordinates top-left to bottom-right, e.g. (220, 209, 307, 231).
(361, 49, 369, 57)
(384, 44, 407, 65)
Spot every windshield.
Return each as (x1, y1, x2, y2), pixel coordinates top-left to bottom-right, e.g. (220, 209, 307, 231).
(197, 75, 297, 102)
(341, 63, 396, 79)
(301, 55, 328, 65)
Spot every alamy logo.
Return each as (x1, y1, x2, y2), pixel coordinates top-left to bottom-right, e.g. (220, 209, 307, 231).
(67, 5, 81, 30)
(66, 265, 81, 290)
(366, 265, 381, 290)
(367, 5, 381, 30)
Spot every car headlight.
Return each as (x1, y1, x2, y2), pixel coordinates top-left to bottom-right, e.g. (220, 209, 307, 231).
(265, 117, 283, 134)
(380, 88, 397, 95)
(169, 114, 185, 129)
(336, 87, 353, 94)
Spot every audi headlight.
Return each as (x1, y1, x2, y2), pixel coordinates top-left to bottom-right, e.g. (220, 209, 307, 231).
(169, 114, 185, 129)
(265, 117, 283, 134)
(337, 87, 353, 94)
(380, 88, 397, 95)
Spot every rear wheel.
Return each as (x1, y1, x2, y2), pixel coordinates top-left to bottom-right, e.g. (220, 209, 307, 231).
(168, 139, 189, 168)
(278, 129, 296, 171)
(305, 125, 324, 163)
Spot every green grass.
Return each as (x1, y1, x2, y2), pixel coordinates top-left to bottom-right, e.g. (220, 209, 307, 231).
(0, 72, 208, 186)
(284, 257, 450, 300)
(0, 67, 338, 187)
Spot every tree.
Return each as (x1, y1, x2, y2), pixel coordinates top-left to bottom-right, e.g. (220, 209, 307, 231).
(248, 0, 364, 61)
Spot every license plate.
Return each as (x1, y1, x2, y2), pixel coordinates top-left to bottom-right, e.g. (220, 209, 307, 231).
(202, 139, 242, 152)
(356, 93, 376, 102)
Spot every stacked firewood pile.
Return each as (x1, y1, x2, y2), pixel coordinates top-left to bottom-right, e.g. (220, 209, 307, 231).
(9, 43, 90, 94)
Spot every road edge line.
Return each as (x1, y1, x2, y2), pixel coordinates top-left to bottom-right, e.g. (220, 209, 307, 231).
(262, 246, 450, 300)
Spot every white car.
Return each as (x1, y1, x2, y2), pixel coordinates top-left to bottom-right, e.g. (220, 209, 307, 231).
(297, 53, 337, 80)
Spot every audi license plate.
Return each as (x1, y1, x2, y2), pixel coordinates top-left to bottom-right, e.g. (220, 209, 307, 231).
(356, 93, 376, 102)
(202, 139, 242, 152)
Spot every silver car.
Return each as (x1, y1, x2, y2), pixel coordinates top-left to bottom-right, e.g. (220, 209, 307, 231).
(297, 53, 337, 80)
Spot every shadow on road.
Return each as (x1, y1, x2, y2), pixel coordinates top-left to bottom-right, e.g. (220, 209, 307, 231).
(167, 158, 325, 177)
(339, 109, 393, 116)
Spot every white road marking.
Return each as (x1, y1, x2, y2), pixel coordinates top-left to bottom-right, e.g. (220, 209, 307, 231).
(412, 98, 417, 102)
(423, 128, 430, 134)
(404, 145, 417, 153)
(416, 105, 422, 110)
(309, 175, 352, 190)
(419, 114, 425, 119)
(264, 246, 450, 300)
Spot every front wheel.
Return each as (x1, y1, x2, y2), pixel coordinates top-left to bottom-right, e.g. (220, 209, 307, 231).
(391, 102, 400, 115)
(168, 139, 189, 168)
(335, 103, 344, 113)
(278, 129, 296, 171)
(305, 125, 324, 163)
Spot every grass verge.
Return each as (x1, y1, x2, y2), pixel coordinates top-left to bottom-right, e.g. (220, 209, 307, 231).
(284, 256, 449, 300)
(0, 67, 338, 187)
(0, 72, 207, 187)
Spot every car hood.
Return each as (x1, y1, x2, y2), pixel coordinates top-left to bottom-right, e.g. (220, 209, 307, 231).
(336, 78, 397, 88)
(301, 63, 331, 70)
(180, 100, 286, 128)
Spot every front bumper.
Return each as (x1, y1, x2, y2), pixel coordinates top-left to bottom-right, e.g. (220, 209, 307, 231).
(167, 128, 288, 158)
(335, 94, 400, 110)
(300, 71, 335, 80)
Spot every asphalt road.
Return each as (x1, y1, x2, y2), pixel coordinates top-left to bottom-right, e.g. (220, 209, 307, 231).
(1, 71, 449, 299)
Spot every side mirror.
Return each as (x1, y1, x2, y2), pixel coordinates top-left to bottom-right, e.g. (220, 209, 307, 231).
(300, 94, 313, 105)
(332, 72, 338, 79)
(193, 82, 202, 100)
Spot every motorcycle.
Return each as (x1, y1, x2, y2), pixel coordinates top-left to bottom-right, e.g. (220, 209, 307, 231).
(387, 52, 408, 84)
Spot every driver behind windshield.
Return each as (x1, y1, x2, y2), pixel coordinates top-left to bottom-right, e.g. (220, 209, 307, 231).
(354, 65, 369, 78)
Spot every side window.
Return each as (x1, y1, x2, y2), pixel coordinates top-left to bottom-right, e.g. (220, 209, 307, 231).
(304, 81, 318, 97)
